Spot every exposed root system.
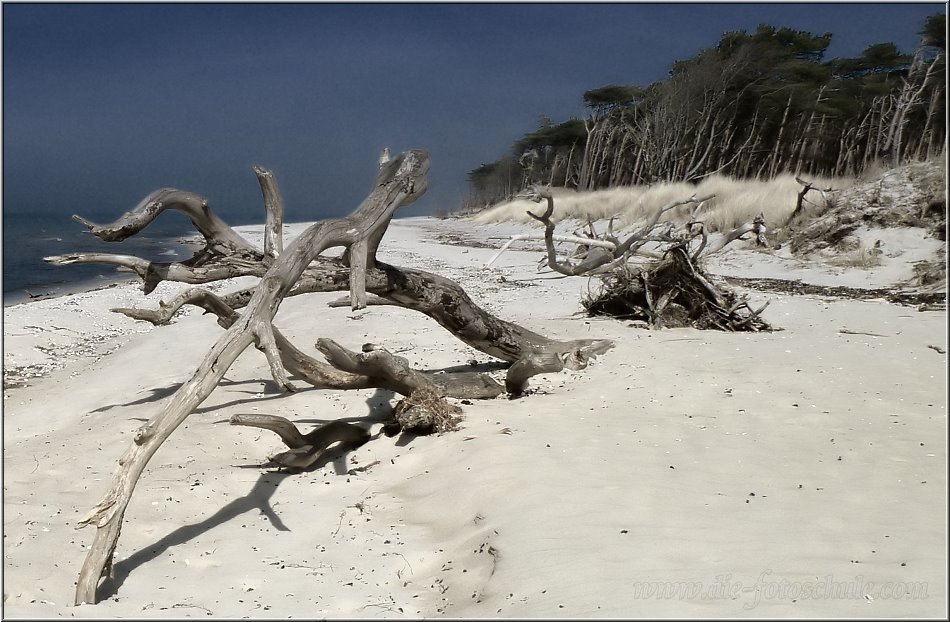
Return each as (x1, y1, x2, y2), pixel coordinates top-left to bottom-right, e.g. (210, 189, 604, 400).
(582, 245, 772, 332)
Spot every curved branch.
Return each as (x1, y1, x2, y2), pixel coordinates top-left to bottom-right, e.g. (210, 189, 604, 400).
(115, 287, 367, 395)
(112, 286, 256, 325)
(230, 413, 310, 448)
(230, 415, 370, 470)
(503, 338, 612, 395)
(505, 351, 566, 395)
(374, 262, 613, 366)
(700, 213, 768, 257)
(516, 187, 718, 277)
(67, 186, 269, 293)
(107, 255, 614, 377)
(73, 188, 257, 254)
(120, 286, 504, 400)
(522, 185, 616, 276)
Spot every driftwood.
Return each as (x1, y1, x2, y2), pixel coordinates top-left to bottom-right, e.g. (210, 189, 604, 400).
(503, 185, 773, 331)
(51, 151, 613, 605)
(230, 414, 371, 471)
(787, 176, 839, 226)
(582, 246, 772, 331)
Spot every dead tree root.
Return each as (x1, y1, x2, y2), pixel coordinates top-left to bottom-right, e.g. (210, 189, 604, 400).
(582, 245, 773, 332)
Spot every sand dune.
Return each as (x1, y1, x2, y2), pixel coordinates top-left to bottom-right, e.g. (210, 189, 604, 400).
(2, 216, 946, 618)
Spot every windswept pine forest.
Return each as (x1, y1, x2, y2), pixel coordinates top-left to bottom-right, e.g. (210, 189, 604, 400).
(464, 15, 946, 209)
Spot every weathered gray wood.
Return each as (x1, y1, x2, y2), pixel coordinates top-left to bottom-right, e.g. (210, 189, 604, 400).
(74, 150, 430, 605)
(106, 258, 613, 392)
(348, 239, 369, 310)
(121, 286, 505, 398)
(519, 185, 768, 269)
(372, 262, 613, 368)
(56, 206, 614, 372)
(229, 414, 370, 470)
(44, 252, 268, 294)
(617, 193, 715, 256)
(254, 166, 284, 261)
(519, 185, 718, 275)
(505, 350, 567, 395)
(506, 189, 773, 331)
(111, 286, 255, 326)
(315, 339, 504, 399)
(522, 186, 615, 276)
(703, 222, 756, 256)
(72, 188, 254, 251)
(64, 188, 268, 295)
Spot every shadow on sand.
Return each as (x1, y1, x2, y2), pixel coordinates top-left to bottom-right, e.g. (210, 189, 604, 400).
(94, 388, 402, 602)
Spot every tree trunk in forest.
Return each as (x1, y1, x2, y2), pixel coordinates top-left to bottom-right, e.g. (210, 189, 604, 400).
(768, 93, 794, 178)
(577, 117, 597, 191)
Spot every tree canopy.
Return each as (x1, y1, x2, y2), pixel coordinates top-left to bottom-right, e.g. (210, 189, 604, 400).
(465, 14, 945, 208)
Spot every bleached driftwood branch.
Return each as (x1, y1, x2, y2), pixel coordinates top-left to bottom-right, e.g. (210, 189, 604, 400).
(254, 166, 284, 261)
(484, 234, 617, 268)
(518, 185, 719, 277)
(53, 187, 269, 294)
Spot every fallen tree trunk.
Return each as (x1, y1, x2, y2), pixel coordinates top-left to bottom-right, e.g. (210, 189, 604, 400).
(58, 151, 613, 605)
(58, 250, 612, 394)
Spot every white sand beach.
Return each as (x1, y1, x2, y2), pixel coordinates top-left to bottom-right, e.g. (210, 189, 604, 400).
(2, 216, 946, 618)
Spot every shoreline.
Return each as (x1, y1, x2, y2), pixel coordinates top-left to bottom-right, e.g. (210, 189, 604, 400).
(3, 209, 212, 306)
(2, 215, 946, 618)
(3, 274, 143, 308)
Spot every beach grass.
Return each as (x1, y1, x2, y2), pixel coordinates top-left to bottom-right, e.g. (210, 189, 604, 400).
(471, 173, 853, 232)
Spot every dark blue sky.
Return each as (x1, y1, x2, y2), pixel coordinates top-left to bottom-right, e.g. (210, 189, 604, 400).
(3, 2, 945, 224)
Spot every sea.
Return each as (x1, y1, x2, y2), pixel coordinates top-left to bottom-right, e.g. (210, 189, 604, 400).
(2, 210, 209, 306)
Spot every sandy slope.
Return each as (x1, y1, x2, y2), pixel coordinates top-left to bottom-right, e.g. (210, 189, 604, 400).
(2, 217, 946, 618)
